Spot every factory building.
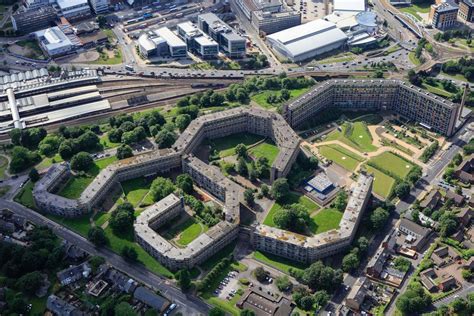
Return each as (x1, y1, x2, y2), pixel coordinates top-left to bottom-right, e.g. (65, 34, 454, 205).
(198, 13, 247, 57)
(11, 6, 57, 34)
(283, 79, 461, 137)
(57, 0, 92, 21)
(266, 19, 347, 62)
(458, 0, 474, 22)
(430, 1, 459, 29)
(177, 22, 219, 58)
(34, 27, 74, 57)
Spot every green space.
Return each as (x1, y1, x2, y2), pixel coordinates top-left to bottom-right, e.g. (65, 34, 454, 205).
(103, 227, 174, 278)
(93, 211, 111, 227)
(352, 114, 384, 125)
(208, 133, 265, 158)
(162, 217, 207, 246)
(369, 151, 416, 179)
(385, 44, 402, 55)
(251, 87, 311, 109)
(200, 243, 236, 271)
(89, 48, 123, 65)
(455, 39, 474, 53)
(15, 39, 46, 60)
(46, 214, 91, 236)
(319, 144, 365, 172)
(121, 178, 151, 207)
(309, 208, 343, 234)
(253, 250, 306, 274)
(0, 155, 8, 179)
(100, 133, 121, 149)
(440, 71, 469, 82)
(363, 165, 396, 199)
(263, 192, 320, 228)
(326, 122, 377, 152)
(248, 140, 279, 165)
(14, 181, 35, 209)
(314, 52, 356, 65)
(399, 2, 432, 21)
(422, 82, 453, 98)
(36, 153, 63, 170)
(408, 51, 422, 66)
(58, 156, 117, 199)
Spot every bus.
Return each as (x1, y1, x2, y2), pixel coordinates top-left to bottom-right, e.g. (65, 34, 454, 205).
(125, 65, 134, 72)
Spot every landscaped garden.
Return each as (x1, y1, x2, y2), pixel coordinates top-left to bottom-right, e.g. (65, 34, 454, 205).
(160, 216, 208, 247)
(263, 192, 320, 228)
(325, 121, 377, 152)
(368, 151, 416, 179)
(251, 87, 312, 109)
(363, 165, 396, 199)
(318, 144, 365, 172)
(208, 133, 265, 158)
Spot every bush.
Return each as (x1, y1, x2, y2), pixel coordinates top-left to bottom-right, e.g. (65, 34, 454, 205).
(420, 141, 439, 163)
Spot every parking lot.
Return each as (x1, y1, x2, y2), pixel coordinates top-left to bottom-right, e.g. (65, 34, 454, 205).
(214, 271, 242, 301)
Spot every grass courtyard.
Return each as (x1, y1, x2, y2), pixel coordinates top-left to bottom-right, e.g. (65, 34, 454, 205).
(14, 181, 36, 209)
(121, 178, 151, 207)
(161, 216, 208, 247)
(363, 165, 396, 199)
(309, 208, 343, 235)
(319, 144, 365, 172)
(58, 156, 117, 199)
(326, 122, 377, 152)
(368, 151, 416, 179)
(263, 192, 320, 228)
(248, 140, 279, 165)
(251, 87, 312, 109)
(208, 133, 265, 158)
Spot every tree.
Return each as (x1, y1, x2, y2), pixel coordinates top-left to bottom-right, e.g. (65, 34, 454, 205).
(271, 178, 290, 202)
(443, 167, 455, 182)
(357, 237, 369, 253)
(370, 207, 390, 230)
(396, 282, 431, 315)
(155, 130, 176, 149)
(16, 271, 43, 295)
(273, 204, 310, 233)
(241, 189, 254, 206)
(150, 177, 175, 202)
(332, 190, 348, 211)
(261, 184, 269, 197)
(97, 15, 107, 28)
(313, 290, 330, 310)
(114, 302, 137, 316)
(175, 114, 192, 132)
(393, 257, 411, 272)
(276, 275, 292, 291)
(38, 135, 62, 156)
(438, 212, 457, 237)
(110, 203, 135, 233)
(342, 252, 360, 272)
(209, 307, 225, 316)
(176, 174, 193, 194)
(240, 310, 255, 316)
(89, 256, 105, 273)
(9, 128, 21, 145)
(88, 227, 108, 246)
(9, 146, 41, 173)
(452, 153, 463, 166)
(121, 246, 138, 262)
(58, 141, 74, 160)
(236, 157, 248, 176)
(255, 156, 270, 178)
(395, 182, 411, 198)
(108, 128, 123, 143)
(116, 145, 133, 160)
(29, 168, 40, 182)
(299, 261, 343, 292)
(280, 89, 291, 101)
(176, 269, 191, 291)
(254, 267, 269, 282)
(235, 143, 248, 158)
(70, 152, 93, 172)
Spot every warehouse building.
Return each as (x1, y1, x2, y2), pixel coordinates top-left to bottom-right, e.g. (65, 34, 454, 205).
(198, 13, 246, 57)
(34, 26, 74, 57)
(266, 19, 347, 62)
(283, 79, 461, 136)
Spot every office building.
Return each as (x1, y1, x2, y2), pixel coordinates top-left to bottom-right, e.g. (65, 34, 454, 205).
(57, 0, 92, 21)
(266, 19, 347, 62)
(11, 6, 57, 34)
(154, 27, 187, 57)
(24, 0, 51, 11)
(198, 13, 246, 57)
(34, 26, 74, 56)
(430, 1, 459, 29)
(283, 79, 460, 136)
(89, 0, 109, 14)
(252, 10, 301, 35)
(458, 0, 474, 22)
(177, 22, 219, 58)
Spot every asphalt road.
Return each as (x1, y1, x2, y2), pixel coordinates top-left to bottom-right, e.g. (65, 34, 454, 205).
(0, 199, 209, 316)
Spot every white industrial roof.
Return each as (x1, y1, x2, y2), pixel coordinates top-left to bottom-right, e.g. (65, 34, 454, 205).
(333, 0, 366, 12)
(138, 34, 156, 51)
(324, 11, 358, 29)
(154, 27, 186, 48)
(267, 19, 347, 58)
(57, 0, 88, 10)
(194, 35, 218, 47)
(35, 27, 73, 52)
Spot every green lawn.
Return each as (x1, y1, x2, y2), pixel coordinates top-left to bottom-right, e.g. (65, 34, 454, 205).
(422, 83, 453, 98)
(58, 156, 117, 199)
(200, 243, 236, 271)
(89, 48, 123, 65)
(263, 192, 320, 227)
(104, 227, 174, 278)
(14, 181, 35, 209)
(253, 250, 306, 274)
(36, 153, 63, 170)
(249, 140, 279, 165)
(251, 87, 311, 109)
(326, 122, 377, 152)
(364, 165, 396, 199)
(319, 144, 365, 172)
(369, 152, 416, 179)
(121, 178, 151, 206)
(309, 208, 343, 234)
(315, 52, 356, 65)
(209, 133, 265, 158)
(408, 52, 422, 66)
(0, 155, 8, 179)
(46, 214, 91, 236)
(177, 221, 204, 246)
(399, 2, 432, 21)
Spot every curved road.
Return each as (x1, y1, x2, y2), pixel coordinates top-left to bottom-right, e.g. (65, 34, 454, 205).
(0, 199, 210, 316)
